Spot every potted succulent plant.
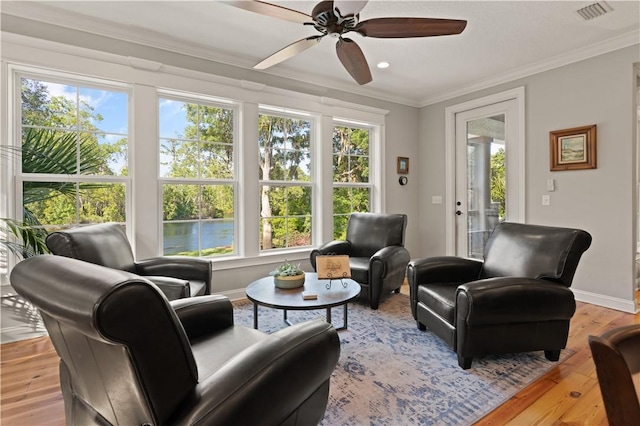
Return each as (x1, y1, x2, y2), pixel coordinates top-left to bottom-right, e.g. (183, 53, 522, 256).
(270, 260, 305, 289)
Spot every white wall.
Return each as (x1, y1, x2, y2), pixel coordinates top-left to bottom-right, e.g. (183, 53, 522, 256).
(0, 15, 421, 297)
(419, 45, 640, 312)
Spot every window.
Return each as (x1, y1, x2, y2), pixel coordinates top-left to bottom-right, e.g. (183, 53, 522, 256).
(159, 96, 236, 256)
(17, 74, 129, 234)
(332, 123, 372, 239)
(258, 111, 312, 251)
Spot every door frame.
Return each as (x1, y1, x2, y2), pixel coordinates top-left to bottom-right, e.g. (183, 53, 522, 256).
(444, 86, 526, 255)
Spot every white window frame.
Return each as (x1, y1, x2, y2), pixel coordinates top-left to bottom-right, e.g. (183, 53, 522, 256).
(157, 90, 239, 258)
(257, 106, 316, 253)
(10, 65, 133, 232)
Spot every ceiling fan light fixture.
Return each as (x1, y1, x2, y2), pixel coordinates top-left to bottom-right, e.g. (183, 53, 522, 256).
(377, 61, 390, 69)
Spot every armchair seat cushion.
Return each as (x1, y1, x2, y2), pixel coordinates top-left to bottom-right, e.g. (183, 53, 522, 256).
(418, 283, 459, 324)
(349, 257, 370, 284)
(457, 278, 577, 325)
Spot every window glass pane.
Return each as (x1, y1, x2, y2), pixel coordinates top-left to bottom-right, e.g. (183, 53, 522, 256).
(22, 129, 78, 174)
(332, 187, 351, 215)
(287, 216, 311, 247)
(159, 99, 191, 138)
(21, 78, 77, 128)
(201, 142, 233, 179)
(79, 87, 128, 133)
(159, 140, 198, 178)
(79, 183, 126, 224)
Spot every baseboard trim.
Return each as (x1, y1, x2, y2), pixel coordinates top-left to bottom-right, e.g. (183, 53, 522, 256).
(573, 288, 638, 314)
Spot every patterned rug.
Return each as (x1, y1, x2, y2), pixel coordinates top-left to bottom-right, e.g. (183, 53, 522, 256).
(232, 294, 573, 425)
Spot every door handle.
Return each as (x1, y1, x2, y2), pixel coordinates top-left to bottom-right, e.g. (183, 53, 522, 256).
(456, 210, 463, 216)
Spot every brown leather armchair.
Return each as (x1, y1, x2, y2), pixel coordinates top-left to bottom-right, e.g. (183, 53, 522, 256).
(589, 324, 640, 426)
(46, 222, 212, 301)
(310, 213, 410, 310)
(408, 222, 592, 369)
(11, 255, 340, 426)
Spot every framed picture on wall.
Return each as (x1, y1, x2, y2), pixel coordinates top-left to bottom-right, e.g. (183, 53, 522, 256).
(549, 125, 597, 171)
(397, 157, 409, 174)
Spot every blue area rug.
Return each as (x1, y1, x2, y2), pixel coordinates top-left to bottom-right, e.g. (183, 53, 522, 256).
(232, 294, 573, 425)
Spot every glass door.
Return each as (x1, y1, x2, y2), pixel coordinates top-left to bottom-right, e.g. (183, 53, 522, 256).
(455, 99, 521, 258)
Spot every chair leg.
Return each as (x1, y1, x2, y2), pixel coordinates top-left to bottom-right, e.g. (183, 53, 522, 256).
(544, 350, 561, 361)
(370, 300, 379, 310)
(417, 321, 426, 331)
(458, 354, 473, 369)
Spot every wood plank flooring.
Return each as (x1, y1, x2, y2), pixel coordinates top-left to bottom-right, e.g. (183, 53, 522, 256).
(1, 293, 638, 425)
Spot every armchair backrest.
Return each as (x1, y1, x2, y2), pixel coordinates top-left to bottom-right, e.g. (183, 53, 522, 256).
(346, 213, 407, 258)
(10, 255, 198, 425)
(480, 222, 592, 286)
(46, 222, 136, 272)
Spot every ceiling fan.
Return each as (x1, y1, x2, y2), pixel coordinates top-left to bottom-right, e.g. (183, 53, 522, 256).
(224, 0, 467, 85)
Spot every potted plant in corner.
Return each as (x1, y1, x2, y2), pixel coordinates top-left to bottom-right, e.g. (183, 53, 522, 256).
(270, 260, 305, 289)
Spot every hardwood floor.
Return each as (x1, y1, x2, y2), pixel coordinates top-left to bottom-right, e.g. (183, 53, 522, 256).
(1, 294, 638, 425)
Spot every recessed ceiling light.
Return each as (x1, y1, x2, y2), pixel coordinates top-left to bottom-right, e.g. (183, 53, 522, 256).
(377, 61, 390, 69)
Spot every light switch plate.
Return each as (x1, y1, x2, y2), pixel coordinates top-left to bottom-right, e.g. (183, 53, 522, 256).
(542, 195, 551, 206)
(432, 196, 442, 204)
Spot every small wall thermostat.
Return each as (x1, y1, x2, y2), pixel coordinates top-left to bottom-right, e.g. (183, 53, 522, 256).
(399, 176, 408, 185)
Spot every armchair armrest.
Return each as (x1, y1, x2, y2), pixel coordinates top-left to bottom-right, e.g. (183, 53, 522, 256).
(407, 256, 483, 287)
(175, 319, 340, 425)
(135, 256, 212, 292)
(310, 240, 351, 270)
(370, 245, 410, 277)
(147, 276, 190, 300)
(456, 277, 576, 325)
(171, 295, 234, 340)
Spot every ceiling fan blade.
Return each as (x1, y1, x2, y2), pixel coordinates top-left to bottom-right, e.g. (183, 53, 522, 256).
(255, 36, 323, 70)
(333, 0, 369, 17)
(222, 1, 311, 24)
(356, 18, 467, 38)
(336, 38, 372, 85)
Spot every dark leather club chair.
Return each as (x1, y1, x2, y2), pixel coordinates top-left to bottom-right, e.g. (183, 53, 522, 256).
(46, 222, 212, 301)
(589, 324, 640, 426)
(11, 255, 340, 426)
(310, 213, 410, 310)
(408, 222, 592, 369)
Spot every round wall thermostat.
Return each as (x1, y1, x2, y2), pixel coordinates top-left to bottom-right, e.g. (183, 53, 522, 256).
(399, 176, 408, 186)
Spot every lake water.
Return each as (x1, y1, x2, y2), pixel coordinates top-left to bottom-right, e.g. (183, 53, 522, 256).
(163, 220, 234, 255)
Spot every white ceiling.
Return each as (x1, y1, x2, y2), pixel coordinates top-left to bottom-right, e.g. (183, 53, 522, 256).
(2, 1, 639, 106)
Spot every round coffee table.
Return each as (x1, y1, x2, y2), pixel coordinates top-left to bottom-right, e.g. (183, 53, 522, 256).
(246, 272, 361, 331)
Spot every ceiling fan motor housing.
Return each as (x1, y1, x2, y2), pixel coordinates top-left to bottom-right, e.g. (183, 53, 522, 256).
(312, 0, 358, 37)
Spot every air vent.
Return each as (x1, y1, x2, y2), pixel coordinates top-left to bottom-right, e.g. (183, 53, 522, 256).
(576, 2, 613, 21)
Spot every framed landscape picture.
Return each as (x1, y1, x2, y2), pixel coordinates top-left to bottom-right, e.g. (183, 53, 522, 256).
(549, 124, 597, 171)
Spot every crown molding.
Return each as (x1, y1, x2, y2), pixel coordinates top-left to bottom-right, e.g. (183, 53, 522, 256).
(419, 29, 640, 107)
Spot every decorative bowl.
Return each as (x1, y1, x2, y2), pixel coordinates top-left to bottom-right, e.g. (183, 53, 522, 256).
(274, 273, 305, 289)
